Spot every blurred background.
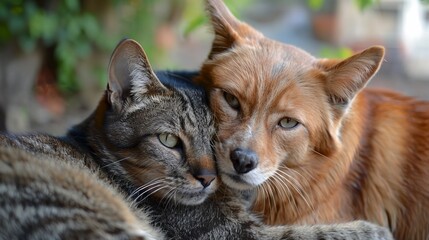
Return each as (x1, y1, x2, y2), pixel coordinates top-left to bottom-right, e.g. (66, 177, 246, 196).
(1, 0, 429, 135)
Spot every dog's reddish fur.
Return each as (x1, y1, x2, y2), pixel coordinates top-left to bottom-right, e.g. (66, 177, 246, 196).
(195, 1, 429, 239)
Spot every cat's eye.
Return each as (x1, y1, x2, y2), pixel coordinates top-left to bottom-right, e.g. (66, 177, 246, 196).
(279, 117, 300, 129)
(158, 133, 180, 148)
(223, 91, 240, 109)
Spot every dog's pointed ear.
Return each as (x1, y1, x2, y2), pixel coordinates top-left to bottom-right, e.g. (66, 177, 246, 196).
(319, 46, 385, 116)
(205, 0, 262, 58)
(313, 46, 384, 156)
(107, 39, 167, 112)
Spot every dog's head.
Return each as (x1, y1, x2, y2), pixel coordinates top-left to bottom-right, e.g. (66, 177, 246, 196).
(196, 0, 384, 190)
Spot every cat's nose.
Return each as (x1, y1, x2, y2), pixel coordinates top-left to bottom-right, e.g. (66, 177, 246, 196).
(193, 169, 216, 188)
(230, 148, 258, 174)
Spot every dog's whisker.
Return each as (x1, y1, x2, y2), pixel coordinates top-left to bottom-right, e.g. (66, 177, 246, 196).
(269, 173, 298, 212)
(276, 169, 314, 211)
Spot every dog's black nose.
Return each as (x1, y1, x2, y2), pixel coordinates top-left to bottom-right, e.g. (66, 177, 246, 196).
(230, 148, 258, 174)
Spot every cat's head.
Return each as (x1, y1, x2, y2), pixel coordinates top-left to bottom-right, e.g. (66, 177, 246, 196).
(195, 0, 384, 190)
(91, 39, 217, 205)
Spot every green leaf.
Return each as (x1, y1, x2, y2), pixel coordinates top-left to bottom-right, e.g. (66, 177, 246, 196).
(75, 40, 91, 57)
(308, 0, 324, 10)
(183, 14, 206, 37)
(0, 23, 12, 42)
(64, 0, 80, 12)
(355, 0, 376, 10)
(57, 62, 79, 94)
(28, 11, 57, 43)
(80, 13, 100, 40)
(67, 18, 80, 40)
(319, 46, 353, 58)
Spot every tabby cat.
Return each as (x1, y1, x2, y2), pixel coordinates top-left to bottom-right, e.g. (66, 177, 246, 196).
(0, 39, 392, 239)
(0, 146, 162, 240)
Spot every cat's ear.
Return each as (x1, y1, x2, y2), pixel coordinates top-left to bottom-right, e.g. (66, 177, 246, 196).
(107, 39, 167, 112)
(205, 0, 262, 58)
(320, 46, 385, 115)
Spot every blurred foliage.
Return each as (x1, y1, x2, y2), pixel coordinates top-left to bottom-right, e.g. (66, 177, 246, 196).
(0, 0, 103, 93)
(308, 0, 378, 11)
(0, 0, 251, 95)
(3, 0, 425, 95)
(183, 0, 252, 37)
(309, 0, 429, 11)
(354, 0, 378, 10)
(308, 0, 325, 10)
(309, 0, 429, 58)
(319, 46, 353, 58)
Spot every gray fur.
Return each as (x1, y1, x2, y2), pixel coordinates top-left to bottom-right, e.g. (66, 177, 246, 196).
(0, 146, 162, 240)
(0, 39, 393, 240)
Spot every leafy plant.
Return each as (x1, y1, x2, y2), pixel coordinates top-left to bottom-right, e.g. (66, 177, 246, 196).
(0, 0, 253, 95)
(308, 0, 378, 11)
(308, 0, 325, 11)
(0, 0, 107, 94)
(182, 0, 253, 37)
(319, 46, 353, 58)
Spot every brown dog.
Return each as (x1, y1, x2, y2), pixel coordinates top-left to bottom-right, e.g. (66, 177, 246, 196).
(195, 0, 429, 239)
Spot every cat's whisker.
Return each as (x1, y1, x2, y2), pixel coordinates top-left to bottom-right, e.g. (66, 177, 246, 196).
(130, 184, 164, 203)
(159, 188, 174, 205)
(101, 156, 131, 168)
(162, 188, 178, 209)
(128, 178, 165, 200)
(137, 185, 170, 204)
(131, 181, 168, 203)
(169, 189, 178, 208)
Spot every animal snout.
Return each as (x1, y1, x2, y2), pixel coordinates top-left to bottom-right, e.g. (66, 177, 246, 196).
(230, 148, 258, 174)
(193, 169, 216, 188)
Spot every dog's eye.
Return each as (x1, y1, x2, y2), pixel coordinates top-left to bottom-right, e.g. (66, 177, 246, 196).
(223, 92, 240, 109)
(279, 118, 300, 129)
(158, 133, 180, 148)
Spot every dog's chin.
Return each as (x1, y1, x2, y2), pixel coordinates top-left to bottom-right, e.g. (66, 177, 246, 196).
(220, 173, 265, 191)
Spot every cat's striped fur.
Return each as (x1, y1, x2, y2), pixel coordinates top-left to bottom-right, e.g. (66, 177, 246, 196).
(0, 146, 161, 240)
(0, 39, 392, 239)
